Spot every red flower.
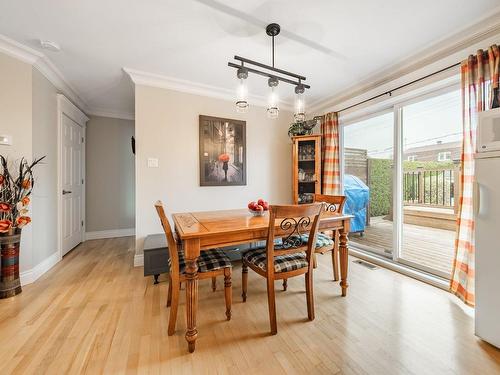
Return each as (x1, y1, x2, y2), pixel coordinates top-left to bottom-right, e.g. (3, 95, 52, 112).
(21, 196, 30, 206)
(218, 153, 230, 163)
(0, 220, 12, 233)
(21, 180, 31, 189)
(0, 202, 11, 213)
(16, 216, 31, 228)
(0, 175, 4, 186)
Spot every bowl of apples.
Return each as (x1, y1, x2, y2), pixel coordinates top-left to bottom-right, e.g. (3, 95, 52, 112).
(248, 199, 269, 217)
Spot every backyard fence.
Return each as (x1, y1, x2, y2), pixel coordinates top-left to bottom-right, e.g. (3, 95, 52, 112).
(402, 165, 460, 212)
(344, 148, 461, 219)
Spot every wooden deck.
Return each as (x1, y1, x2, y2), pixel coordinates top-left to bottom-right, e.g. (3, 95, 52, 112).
(350, 216, 455, 277)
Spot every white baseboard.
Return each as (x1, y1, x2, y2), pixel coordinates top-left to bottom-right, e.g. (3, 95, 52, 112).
(20, 251, 60, 286)
(85, 228, 135, 241)
(134, 253, 144, 267)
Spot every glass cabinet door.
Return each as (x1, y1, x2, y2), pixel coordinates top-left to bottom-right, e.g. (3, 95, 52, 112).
(297, 139, 317, 204)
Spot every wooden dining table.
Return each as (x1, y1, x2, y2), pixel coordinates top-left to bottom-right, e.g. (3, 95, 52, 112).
(172, 208, 352, 353)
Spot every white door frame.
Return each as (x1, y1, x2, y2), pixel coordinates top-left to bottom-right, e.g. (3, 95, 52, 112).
(393, 84, 459, 278)
(57, 94, 88, 261)
(339, 82, 460, 278)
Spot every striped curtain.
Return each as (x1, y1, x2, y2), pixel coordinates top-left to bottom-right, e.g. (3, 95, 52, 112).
(488, 45, 500, 108)
(320, 112, 341, 195)
(450, 45, 499, 306)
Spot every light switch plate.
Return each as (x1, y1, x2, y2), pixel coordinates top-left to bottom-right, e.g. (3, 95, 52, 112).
(0, 135, 12, 146)
(147, 158, 159, 168)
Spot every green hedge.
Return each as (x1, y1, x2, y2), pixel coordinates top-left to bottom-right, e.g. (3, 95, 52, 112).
(368, 159, 392, 217)
(368, 159, 457, 217)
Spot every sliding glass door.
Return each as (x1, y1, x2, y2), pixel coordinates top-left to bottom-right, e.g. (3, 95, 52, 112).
(342, 87, 461, 279)
(343, 112, 395, 259)
(397, 90, 461, 278)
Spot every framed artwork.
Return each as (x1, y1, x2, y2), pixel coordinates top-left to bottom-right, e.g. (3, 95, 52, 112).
(199, 115, 246, 186)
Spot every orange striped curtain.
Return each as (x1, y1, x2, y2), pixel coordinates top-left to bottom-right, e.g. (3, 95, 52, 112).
(450, 45, 499, 306)
(320, 112, 341, 195)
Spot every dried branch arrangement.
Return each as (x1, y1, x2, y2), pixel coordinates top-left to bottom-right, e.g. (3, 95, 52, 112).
(0, 155, 46, 233)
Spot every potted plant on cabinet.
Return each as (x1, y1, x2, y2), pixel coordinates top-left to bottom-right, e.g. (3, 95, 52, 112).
(0, 155, 45, 298)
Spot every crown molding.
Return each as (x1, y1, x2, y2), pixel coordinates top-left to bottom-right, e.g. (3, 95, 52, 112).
(0, 34, 89, 113)
(123, 67, 294, 111)
(87, 107, 135, 121)
(309, 7, 500, 115)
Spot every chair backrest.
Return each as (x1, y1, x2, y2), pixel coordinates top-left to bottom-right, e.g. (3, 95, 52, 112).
(154, 201, 180, 275)
(266, 203, 323, 275)
(313, 194, 346, 215)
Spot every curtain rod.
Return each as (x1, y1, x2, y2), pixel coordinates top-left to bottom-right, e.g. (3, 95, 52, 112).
(337, 61, 462, 113)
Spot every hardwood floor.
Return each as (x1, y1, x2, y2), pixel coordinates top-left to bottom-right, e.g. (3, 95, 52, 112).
(351, 216, 455, 276)
(0, 237, 499, 374)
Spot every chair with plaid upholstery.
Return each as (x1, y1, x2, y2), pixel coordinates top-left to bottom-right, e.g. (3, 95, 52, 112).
(312, 194, 347, 281)
(241, 203, 323, 335)
(155, 201, 233, 336)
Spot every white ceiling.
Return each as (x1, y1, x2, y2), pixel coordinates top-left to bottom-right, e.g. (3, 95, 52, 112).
(0, 0, 499, 118)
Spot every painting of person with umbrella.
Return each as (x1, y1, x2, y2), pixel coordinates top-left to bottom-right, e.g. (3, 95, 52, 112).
(199, 115, 246, 186)
(218, 153, 230, 182)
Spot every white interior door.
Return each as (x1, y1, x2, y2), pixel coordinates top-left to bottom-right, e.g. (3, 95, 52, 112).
(62, 113, 84, 255)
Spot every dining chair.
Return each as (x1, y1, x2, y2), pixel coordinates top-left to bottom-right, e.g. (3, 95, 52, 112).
(154, 201, 233, 335)
(241, 203, 323, 335)
(312, 194, 347, 281)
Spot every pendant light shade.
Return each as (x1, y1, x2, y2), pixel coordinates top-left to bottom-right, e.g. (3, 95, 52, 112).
(235, 67, 249, 113)
(267, 77, 279, 119)
(294, 84, 306, 122)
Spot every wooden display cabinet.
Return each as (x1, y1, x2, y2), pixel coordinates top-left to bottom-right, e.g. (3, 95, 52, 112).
(292, 135, 321, 204)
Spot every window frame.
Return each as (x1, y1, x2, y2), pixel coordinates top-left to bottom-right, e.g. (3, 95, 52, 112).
(437, 151, 452, 162)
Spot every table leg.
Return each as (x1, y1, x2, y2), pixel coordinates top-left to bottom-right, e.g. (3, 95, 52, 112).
(339, 223, 349, 297)
(184, 239, 200, 353)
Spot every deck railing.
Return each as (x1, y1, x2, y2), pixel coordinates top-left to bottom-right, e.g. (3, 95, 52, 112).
(403, 165, 460, 212)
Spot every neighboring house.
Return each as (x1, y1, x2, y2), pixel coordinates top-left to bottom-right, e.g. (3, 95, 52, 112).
(404, 141, 461, 162)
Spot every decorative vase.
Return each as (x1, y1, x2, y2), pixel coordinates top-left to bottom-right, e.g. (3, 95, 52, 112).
(0, 228, 22, 299)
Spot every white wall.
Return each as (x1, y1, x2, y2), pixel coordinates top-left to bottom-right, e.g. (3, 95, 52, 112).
(0, 52, 33, 272)
(31, 68, 58, 268)
(0, 51, 71, 282)
(86, 115, 135, 232)
(135, 85, 294, 256)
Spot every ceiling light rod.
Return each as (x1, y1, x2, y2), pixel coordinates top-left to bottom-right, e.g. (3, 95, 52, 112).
(228, 62, 310, 89)
(233, 55, 306, 82)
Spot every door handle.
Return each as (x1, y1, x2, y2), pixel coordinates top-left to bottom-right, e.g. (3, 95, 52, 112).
(474, 182, 478, 216)
(62, 190, 72, 195)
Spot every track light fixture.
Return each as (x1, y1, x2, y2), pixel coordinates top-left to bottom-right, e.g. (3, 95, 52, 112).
(228, 23, 310, 120)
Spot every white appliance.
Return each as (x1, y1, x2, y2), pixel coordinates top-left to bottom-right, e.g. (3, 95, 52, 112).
(474, 112, 500, 348)
(477, 107, 500, 153)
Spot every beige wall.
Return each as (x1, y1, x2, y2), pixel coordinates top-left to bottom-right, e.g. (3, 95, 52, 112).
(31, 68, 59, 267)
(86, 115, 135, 232)
(0, 52, 34, 271)
(135, 85, 293, 255)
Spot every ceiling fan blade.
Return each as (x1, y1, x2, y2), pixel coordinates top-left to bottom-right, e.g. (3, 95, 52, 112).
(194, 0, 346, 60)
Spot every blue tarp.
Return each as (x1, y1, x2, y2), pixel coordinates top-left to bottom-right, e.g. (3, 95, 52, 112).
(343, 174, 369, 233)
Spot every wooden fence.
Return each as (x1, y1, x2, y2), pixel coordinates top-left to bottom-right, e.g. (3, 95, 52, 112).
(344, 148, 461, 218)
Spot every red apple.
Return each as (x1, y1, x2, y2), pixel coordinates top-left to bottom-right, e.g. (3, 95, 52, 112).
(262, 202, 269, 211)
(255, 205, 264, 212)
(257, 198, 265, 206)
(248, 201, 257, 210)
